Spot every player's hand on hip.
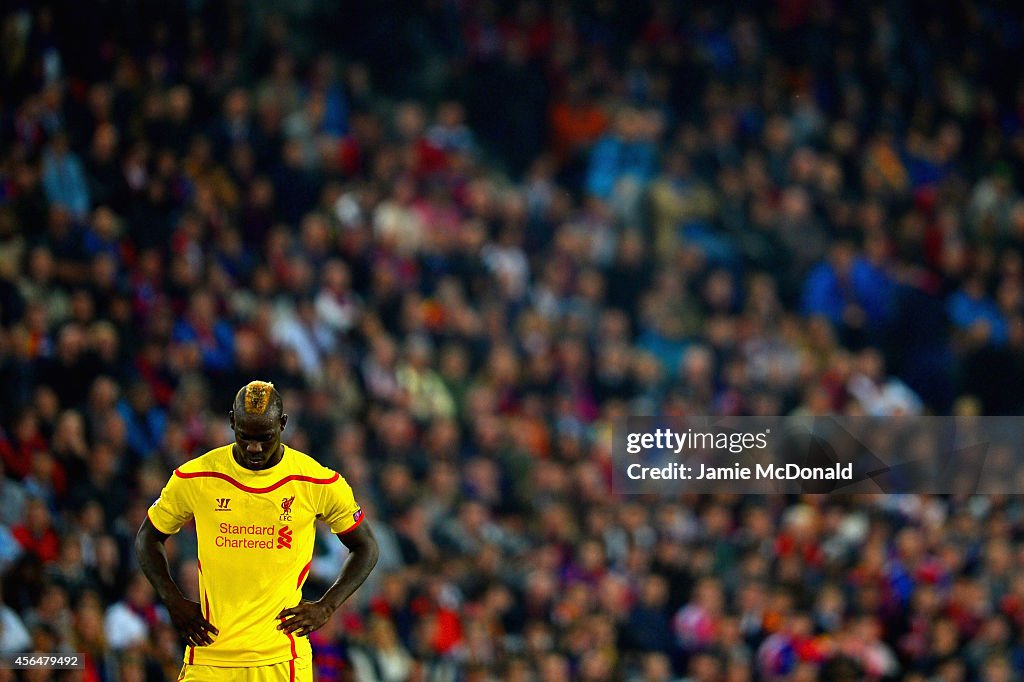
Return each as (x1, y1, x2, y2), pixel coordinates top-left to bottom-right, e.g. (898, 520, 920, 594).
(167, 596, 219, 646)
(278, 600, 332, 637)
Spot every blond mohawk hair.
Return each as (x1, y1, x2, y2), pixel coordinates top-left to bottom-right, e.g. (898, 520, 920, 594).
(240, 380, 276, 415)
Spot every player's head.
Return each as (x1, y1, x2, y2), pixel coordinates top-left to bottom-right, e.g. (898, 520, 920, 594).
(229, 380, 287, 470)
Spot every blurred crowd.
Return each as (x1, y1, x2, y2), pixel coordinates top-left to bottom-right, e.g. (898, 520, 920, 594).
(3, 0, 1024, 680)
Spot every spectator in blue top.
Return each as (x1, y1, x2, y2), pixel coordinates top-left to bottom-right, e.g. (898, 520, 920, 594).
(585, 107, 659, 201)
(115, 382, 167, 462)
(307, 54, 349, 138)
(171, 291, 235, 373)
(948, 275, 1009, 347)
(852, 230, 896, 330)
(802, 239, 894, 338)
(41, 132, 90, 221)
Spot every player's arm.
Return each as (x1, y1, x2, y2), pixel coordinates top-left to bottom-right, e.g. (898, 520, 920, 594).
(135, 516, 219, 646)
(278, 521, 379, 637)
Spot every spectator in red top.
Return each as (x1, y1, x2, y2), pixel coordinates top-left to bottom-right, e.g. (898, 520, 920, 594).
(548, 75, 608, 169)
(0, 408, 48, 480)
(12, 498, 60, 564)
(394, 102, 447, 178)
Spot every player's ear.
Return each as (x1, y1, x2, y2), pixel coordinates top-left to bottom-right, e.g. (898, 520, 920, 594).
(228, 410, 235, 430)
(279, 413, 288, 431)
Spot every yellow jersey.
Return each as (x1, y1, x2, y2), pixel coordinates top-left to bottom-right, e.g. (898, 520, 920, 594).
(147, 444, 364, 667)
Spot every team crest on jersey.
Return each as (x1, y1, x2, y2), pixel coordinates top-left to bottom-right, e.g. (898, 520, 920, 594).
(280, 495, 295, 521)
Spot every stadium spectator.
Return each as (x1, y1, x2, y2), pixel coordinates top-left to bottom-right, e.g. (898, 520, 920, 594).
(41, 132, 90, 220)
(0, 584, 31, 654)
(11, 499, 59, 565)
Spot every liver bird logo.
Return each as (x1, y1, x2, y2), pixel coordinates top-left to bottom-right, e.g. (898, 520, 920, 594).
(280, 495, 295, 520)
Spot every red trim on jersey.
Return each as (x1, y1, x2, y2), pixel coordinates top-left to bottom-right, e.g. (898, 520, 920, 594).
(203, 592, 210, 621)
(188, 645, 194, 665)
(296, 561, 312, 589)
(197, 559, 202, 573)
(280, 616, 298, 659)
(173, 469, 339, 493)
(337, 510, 365, 535)
(289, 659, 295, 681)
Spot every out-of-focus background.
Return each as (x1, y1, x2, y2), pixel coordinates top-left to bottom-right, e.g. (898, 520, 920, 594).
(1, 1, 1024, 680)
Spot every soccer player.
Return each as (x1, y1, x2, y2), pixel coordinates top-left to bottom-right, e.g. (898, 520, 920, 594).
(135, 380, 379, 681)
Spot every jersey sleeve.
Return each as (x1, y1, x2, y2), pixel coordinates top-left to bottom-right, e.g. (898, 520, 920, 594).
(317, 473, 364, 534)
(148, 471, 195, 535)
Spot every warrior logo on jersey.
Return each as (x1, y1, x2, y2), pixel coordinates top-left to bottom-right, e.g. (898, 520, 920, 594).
(280, 495, 295, 521)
